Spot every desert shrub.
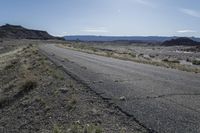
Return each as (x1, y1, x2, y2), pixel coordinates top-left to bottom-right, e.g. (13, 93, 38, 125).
(4, 59, 18, 70)
(138, 53, 144, 57)
(106, 52, 113, 57)
(192, 60, 200, 65)
(162, 58, 169, 62)
(52, 69, 65, 80)
(69, 123, 102, 133)
(20, 80, 37, 93)
(53, 125, 62, 133)
(162, 59, 180, 63)
(67, 97, 77, 111)
(128, 53, 136, 58)
(149, 55, 155, 58)
(4, 63, 15, 70)
(84, 124, 102, 133)
(169, 60, 180, 63)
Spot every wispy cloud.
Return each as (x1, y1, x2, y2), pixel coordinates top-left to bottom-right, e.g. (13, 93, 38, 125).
(179, 8, 200, 18)
(133, 0, 155, 8)
(177, 30, 197, 33)
(81, 27, 109, 33)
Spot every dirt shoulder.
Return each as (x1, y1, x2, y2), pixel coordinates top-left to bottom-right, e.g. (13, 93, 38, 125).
(0, 41, 148, 133)
(57, 43, 200, 73)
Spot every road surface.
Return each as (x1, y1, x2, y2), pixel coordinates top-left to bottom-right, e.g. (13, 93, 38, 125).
(40, 44, 200, 133)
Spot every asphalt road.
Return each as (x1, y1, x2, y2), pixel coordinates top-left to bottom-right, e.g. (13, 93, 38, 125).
(40, 44, 200, 133)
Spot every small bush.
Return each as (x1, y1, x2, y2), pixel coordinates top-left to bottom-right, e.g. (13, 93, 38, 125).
(52, 69, 65, 80)
(53, 125, 62, 133)
(192, 60, 200, 65)
(4, 60, 18, 70)
(4, 63, 15, 70)
(138, 53, 144, 57)
(84, 124, 102, 133)
(149, 55, 155, 58)
(106, 52, 113, 57)
(162, 58, 169, 62)
(169, 60, 180, 64)
(67, 97, 77, 111)
(128, 53, 136, 58)
(162, 59, 180, 63)
(68, 123, 102, 133)
(21, 80, 37, 91)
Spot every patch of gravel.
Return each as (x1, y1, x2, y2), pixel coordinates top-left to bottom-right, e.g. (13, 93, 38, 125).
(0, 41, 147, 133)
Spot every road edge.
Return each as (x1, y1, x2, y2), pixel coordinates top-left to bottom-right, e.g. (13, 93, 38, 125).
(39, 47, 157, 133)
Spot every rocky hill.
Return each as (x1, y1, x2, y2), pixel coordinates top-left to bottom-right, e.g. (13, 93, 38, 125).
(162, 37, 200, 46)
(64, 35, 200, 42)
(0, 24, 63, 40)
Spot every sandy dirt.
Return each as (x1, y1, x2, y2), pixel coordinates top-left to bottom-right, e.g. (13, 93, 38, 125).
(0, 40, 147, 133)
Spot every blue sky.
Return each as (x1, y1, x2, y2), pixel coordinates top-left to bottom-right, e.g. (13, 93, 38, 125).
(0, 0, 200, 37)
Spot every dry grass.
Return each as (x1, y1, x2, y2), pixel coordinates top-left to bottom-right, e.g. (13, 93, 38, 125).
(192, 60, 200, 65)
(67, 123, 102, 133)
(0, 41, 147, 133)
(57, 43, 200, 73)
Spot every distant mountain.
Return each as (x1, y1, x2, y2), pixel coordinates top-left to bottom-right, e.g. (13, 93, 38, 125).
(162, 37, 200, 46)
(190, 37, 200, 42)
(0, 24, 63, 40)
(64, 35, 200, 43)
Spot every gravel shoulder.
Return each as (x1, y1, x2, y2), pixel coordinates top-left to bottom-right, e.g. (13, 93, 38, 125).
(40, 44, 200, 133)
(57, 42, 200, 73)
(0, 40, 147, 133)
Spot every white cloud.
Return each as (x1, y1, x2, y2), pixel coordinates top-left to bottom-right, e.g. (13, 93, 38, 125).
(177, 30, 197, 33)
(133, 0, 155, 7)
(179, 8, 200, 18)
(81, 27, 109, 33)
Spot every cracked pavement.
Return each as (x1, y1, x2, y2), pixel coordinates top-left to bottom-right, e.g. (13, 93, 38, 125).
(40, 44, 200, 133)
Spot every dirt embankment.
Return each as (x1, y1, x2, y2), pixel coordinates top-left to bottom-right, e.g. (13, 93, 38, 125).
(57, 42, 200, 73)
(0, 42, 147, 133)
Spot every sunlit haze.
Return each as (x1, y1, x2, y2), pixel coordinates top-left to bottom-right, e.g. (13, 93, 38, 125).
(0, 0, 200, 37)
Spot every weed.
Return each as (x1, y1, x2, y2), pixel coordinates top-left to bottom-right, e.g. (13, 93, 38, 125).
(69, 81, 74, 88)
(4, 63, 15, 70)
(68, 123, 102, 133)
(34, 96, 46, 106)
(84, 124, 102, 133)
(192, 60, 200, 65)
(170, 60, 180, 64)
(129, 53, 136, 58)
(149, 55, 155, 58)
(52, 69, 65, 80)
(67, 96, 77, 111)
(138, 53, 144, 57)
(70, 97, 77, 105)
(64, 57, 70, 62)
(19, 80, 37, 94)
(162, 58, 169, 62)
(120, 127, 127, 133)
(162, 58, 180, 63)
(53, 124, 62, 133)
(106, 52, 113, 57)
(4, 59, 18, 70)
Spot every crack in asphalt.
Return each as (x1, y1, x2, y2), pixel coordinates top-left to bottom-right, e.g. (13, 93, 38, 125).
(165, 98, 200, 114)
(39, 44, 200, 133)
(128, 93, 200, 114)
(39, 49, 157, 133)
(133, 93, 200, 100)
